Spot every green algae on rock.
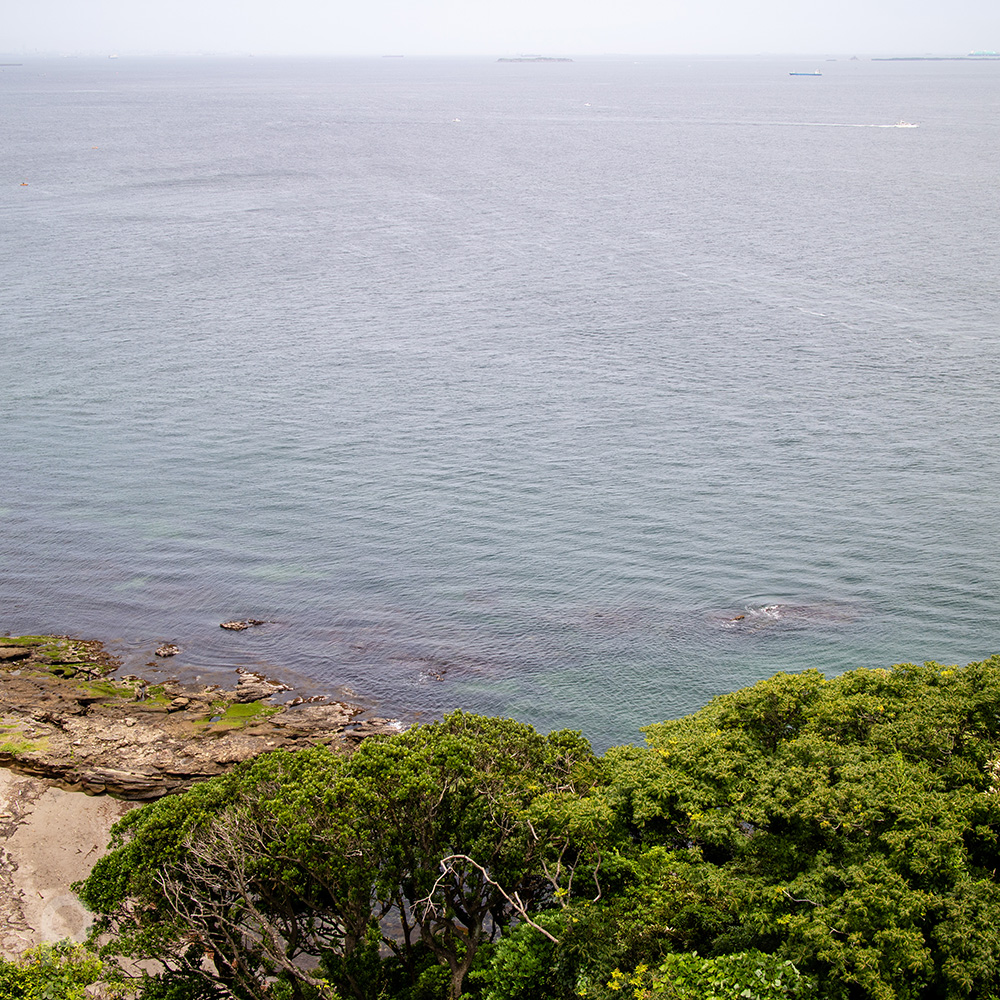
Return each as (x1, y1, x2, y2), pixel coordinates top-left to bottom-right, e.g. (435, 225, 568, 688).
(0, 634, 398, 799)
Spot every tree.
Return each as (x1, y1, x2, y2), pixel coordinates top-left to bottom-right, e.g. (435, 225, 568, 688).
(603, 659, 1000, 999)
(79, 712, 600, 1000)
(324, 712, 600, 999)
(79, 658, 1000, 999)
(587, 950, 816, 1000)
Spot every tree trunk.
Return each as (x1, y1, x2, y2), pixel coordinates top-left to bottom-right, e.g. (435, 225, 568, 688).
(447, 941, 478, 1000)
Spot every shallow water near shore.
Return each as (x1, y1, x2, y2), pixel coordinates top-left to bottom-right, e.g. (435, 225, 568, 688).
(3, 55, 1000, 749)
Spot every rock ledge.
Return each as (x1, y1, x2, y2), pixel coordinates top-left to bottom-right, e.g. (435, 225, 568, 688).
(0, 635, 397, 800)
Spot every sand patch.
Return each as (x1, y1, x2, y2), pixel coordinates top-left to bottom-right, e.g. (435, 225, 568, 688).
(0, 769, 135, 958)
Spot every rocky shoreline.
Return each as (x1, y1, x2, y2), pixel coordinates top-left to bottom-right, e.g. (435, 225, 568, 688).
(0, 632, 402, 961)
(0, 633, 399, 800)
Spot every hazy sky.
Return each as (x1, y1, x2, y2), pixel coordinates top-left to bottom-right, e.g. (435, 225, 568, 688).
(5, 0, 998, 57)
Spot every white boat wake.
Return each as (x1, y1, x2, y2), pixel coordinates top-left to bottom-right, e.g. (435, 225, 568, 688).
(746, 120, 918, 128)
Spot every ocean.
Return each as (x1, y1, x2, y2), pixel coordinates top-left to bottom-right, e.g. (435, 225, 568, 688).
(3, 54, 999, 749)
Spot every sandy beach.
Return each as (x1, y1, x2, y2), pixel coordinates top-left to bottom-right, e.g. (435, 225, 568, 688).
(0, 768, 135, 958)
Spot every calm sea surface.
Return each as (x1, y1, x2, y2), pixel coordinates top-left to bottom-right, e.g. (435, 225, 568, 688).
(3, 55, 999, 748)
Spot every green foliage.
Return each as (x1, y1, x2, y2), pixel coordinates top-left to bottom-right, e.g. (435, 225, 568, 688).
(469, 911, 570, 1000)
(469, 847, 740, 999)
(585, 950, 816, 999)
(135, 969, 219, 1000)
(76, 656, 1000, 1000)
(0, 941, 107, 1000)
(77, 769, 239, 919)
(410, 964, 451, 1000)
(605, 657, 1000, 999)
(79, 712, 598, 1000)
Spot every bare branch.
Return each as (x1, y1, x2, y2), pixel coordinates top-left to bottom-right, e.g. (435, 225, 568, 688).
(421, 855, 560, 944)
(783, 890, 819, 906)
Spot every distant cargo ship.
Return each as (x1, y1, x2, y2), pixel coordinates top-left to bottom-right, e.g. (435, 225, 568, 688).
(789, 70, 822, 76)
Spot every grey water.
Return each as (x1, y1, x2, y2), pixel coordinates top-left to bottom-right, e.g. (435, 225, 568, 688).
(3, 55, 999, 749)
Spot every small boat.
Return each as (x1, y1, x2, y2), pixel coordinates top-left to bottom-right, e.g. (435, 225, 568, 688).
(894, 120, 918, 127)
(790, 70, 822, 76)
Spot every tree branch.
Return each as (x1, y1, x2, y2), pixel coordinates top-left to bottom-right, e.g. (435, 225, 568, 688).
(422, 855, 560, 944)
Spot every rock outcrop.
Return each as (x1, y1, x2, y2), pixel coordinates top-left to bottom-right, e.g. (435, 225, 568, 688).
(0, 635, 399, 800)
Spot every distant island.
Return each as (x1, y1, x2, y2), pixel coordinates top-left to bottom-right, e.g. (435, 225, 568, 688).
(497, 56, 573, 62)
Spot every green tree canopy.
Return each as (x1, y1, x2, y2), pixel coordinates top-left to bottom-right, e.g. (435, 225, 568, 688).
(78, 657, 1000, 1000)
(603, 658, 1000, 999)
(79, 712, 600, 1000)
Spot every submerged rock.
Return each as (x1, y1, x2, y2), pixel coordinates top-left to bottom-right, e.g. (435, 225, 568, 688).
(717, 602, 858, 634)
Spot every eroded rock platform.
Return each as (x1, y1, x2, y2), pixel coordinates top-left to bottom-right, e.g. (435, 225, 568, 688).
(0, 634, 398, 800)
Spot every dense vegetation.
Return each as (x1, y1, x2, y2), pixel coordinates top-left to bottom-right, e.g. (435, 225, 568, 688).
(0, 941, 111, 999)
(75, 656, 1000, 1000)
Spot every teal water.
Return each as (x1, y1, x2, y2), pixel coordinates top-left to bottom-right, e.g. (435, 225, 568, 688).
(3, 56, 999, 748)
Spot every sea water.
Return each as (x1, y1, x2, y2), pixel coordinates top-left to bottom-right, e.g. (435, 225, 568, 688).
(3, 55, 999, 748)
